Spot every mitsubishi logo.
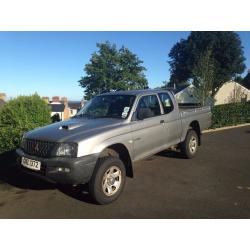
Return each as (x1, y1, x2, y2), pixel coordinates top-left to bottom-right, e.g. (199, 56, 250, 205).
(34, 143, 39, 152)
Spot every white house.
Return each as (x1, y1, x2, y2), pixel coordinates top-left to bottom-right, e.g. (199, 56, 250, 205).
(214, 80, 250, 105)
(68, 101, 86, 117)
(42, 96, 85, 121)
(171, 81, 250, 106)
(50, 103, 65, 121)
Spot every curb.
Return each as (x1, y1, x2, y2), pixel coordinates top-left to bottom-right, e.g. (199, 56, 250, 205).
(203, 123, 250, 133)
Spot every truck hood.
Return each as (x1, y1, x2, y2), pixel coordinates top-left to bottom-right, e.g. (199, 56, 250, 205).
(25, 118, 124, 143)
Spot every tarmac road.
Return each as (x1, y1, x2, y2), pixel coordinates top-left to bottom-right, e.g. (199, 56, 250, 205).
(0, 125, 250, 218)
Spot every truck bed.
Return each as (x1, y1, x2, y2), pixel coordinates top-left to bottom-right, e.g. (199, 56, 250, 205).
(179, 106, 212, 131)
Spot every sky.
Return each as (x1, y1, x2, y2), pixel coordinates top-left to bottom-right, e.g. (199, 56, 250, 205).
(0, 31, 249, 101)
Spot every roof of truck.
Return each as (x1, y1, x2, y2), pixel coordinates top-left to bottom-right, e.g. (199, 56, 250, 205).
(98, 89, 172, 96)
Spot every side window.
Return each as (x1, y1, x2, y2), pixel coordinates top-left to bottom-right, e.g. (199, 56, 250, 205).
(136, 95, 161, 119)
(158, 93, 174, 114)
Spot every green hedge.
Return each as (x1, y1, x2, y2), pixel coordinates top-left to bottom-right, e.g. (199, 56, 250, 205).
(211, 102, 250, 128)
(0, 94, 51, 154)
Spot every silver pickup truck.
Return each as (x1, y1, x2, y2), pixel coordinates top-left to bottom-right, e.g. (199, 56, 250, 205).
(16, 89, 211, 204)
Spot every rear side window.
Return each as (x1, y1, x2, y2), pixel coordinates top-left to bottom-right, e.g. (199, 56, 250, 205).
(136, 95, 161, 119)
(158, 93, 174, 114)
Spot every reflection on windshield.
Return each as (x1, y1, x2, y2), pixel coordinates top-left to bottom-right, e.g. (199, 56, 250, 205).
(75, 95, 135, 119)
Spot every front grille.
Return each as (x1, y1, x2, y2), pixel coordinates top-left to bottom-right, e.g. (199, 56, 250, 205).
(22, 139, 56, 158)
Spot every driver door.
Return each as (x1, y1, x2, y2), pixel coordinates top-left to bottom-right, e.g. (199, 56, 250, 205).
(131, 94, 166, 161)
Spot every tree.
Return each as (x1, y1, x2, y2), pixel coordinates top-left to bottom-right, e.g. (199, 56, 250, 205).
(192, 49, 215, 105)
(242, 71, 250, 90)
(234, 75, 244, 84)
(169, 32, 246, 96)
(0, 94, 51, 154)
(79, 42, 148, 99)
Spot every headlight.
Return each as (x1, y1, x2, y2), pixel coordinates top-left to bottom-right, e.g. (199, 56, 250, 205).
(20, 136, 26, 149)
(54, 143, 78, 157)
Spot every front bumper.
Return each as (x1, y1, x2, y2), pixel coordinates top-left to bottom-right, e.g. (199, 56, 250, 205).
(16, 148, 98, 185)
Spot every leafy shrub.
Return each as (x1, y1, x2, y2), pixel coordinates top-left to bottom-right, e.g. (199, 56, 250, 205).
(0, 94, 51, 154)
(211, 102, 250, 128)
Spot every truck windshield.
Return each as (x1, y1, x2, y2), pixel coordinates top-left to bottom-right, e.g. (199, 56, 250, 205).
(75, 95, 136, 119)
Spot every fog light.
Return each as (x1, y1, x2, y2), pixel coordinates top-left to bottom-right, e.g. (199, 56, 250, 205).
(64, 168, 70, 173)
(57, 167, 70, 173)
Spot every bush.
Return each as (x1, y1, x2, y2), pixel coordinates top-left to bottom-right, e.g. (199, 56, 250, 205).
(211, 102, 250, 128)
(0, 94, 51, 154)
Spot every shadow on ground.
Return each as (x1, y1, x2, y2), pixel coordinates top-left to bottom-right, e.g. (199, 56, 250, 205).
(0, 148, 185, 204)
(0, 150, 96, 204)
(156, 149, 186, 159)
(0, 150, 54, 190)
(57, 184, 95, 204)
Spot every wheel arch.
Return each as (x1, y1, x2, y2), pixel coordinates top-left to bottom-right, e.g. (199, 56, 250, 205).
(98, 143, 134, 178)
(189, 120, 201, 145)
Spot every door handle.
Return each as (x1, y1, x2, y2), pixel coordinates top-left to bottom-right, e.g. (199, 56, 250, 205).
(160, 120, 165, 124)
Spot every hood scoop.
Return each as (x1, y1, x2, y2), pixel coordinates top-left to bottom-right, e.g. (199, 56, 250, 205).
(59, 123, 84, 130)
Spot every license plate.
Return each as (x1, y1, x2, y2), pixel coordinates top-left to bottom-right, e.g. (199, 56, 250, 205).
(21, 157, 41, 171)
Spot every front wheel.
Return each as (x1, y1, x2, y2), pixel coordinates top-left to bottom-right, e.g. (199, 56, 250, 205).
(180, 130, 199, 159)
(89, 157, 126, 204)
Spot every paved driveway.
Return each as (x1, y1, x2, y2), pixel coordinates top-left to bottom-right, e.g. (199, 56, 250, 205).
(0, 125, 250, 218)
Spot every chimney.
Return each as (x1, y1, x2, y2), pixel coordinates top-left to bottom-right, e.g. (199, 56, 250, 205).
(0, 93, 6, 101)
(42, 96, 49, 103)
(61, 97, 68, 107)
(52, 96, 60, 103)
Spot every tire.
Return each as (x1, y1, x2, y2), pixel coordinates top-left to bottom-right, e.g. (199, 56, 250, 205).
(89, 156, 126, 205)
(180, 129, 199, 159)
